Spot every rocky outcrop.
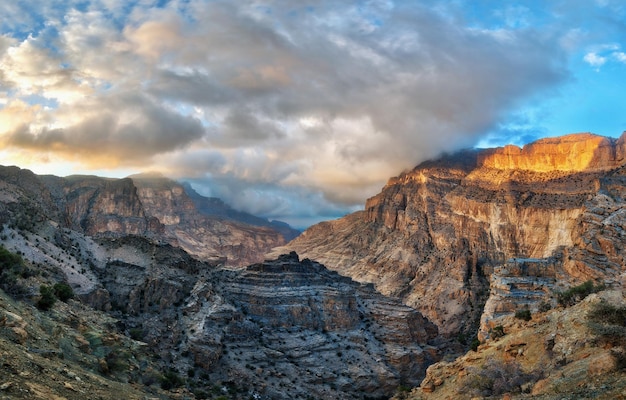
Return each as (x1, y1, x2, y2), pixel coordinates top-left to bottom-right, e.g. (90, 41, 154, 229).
(405, 290, 626, 400)
(478, 257, 558, 341)
(188, 252, 440, 399)
(27, 171, 291, 267)
(477, 132, 626, 172)
(273, 132, 626, 337)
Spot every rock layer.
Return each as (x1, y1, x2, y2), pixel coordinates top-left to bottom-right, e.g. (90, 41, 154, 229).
(273, 132, 626, 337)
(195, 252, 440, 399)
(37, 172, 290, 267)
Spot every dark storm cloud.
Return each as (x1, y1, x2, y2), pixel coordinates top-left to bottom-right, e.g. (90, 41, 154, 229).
(5, 93, 204, 165)
(0, 0, 584, 225)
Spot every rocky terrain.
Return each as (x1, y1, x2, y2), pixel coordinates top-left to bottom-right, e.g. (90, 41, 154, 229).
(0, 131, 625, 399)
(398, 289, 626, 400)
(0, 164, 440, 399)
(273, 132, 626, 339)
(33, 170, 296, 267)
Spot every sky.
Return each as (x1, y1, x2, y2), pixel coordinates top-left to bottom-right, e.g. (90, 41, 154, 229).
(0, 1, 625, 229)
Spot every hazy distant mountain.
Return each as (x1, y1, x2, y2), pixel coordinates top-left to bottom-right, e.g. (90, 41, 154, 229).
(181, 181, 301, 241)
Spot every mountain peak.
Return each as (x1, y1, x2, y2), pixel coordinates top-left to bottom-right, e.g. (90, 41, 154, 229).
(477, 131, 626, 172)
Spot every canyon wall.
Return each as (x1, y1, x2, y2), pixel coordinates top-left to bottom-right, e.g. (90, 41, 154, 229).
(37, 173, 288, 267)
(274, 132, 626, 337)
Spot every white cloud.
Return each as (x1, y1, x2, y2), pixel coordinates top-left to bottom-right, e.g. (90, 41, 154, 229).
(614, 51, 626, 63)
(0, 0, 575, 225)
(584, 52, 607, 67)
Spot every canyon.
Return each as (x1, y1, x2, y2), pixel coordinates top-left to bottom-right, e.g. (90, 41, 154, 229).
(0, 131, 625, 399)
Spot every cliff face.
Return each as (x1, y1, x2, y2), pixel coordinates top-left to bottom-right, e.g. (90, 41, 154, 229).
(191, 252, 439, 399)
(42, 175, 163, 236)
(274, 132, 626, 337)
(131, 174, 287, 266)
(35, 172, 289, 267)
(477, 132, 626, 172)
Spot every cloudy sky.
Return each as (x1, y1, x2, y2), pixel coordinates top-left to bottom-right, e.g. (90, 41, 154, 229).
(1, 0, 625, 228)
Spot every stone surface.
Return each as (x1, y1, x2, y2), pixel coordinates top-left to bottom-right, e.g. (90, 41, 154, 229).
(273, 132, 626, 337)
(396, 290, 626, 400)
(30, 171, 291, 267)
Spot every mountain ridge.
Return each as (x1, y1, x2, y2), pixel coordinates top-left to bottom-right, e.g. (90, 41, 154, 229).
(271, 131, 626, 338)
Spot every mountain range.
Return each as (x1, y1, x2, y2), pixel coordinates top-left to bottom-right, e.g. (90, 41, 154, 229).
(0, 131, 624, 399)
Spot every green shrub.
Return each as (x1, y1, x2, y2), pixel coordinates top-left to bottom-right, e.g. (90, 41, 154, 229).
(587, 301, 626, 347)
(129, 328, 144, 341)
(538, 301, 552, 312)
(470, 337, 481, 352)
(515, 308, 532, 321)
(53, 282, 74, 302)
(37, 285, 56, 310)
(587, 301, 626, 369)
(557, 280, 604, 307)
(459, 359, 541, 397)
(160, 369, 185, 390)
(0, 245, 35, 295)
(491, 325, 505, 339)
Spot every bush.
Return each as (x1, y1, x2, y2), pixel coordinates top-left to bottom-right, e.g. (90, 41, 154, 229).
(459, 359, 541, 397)
(587, 301, 626, 369)
(37, 285, 56, 310)
(538, 301, 552, 312)
(160, 369, 185, 390)
(557, 280, 604, 307)
(470, 337, 481, 352)
(491, 325, 505, 339)
(129, 328, 144, 341)
(515, 308, 532, 321)
(587, 301, 626, 347)
(0, 245, 35, 295)
(53, 283, 74, 302)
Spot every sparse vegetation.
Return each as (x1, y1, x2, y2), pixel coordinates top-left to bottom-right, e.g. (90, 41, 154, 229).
(459, 359, 541, 397)
(556, 280, 604, 307)
(491, 325, 505, 339)
(37, 285, 57, 310)
(0, 244, 36, 295)
(53, 282, 74, 302)
(129, 328, 145, 341)
(160, 369, 185, 390)
(515, 308, 532, 321)
(587, 301, 626, 369)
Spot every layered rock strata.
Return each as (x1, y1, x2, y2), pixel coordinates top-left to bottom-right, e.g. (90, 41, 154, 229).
(273, 132, 626, 337)
(478, 257, 557, 341)
(34, 172, 290, 267)
(193, 252, 440, 399)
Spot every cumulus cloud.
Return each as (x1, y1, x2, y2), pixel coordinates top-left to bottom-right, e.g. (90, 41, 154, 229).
(0, 0, 591, 226)
(584, 52, 607, 67)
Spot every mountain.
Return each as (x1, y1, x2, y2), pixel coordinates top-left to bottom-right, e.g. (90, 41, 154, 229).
(0, 132, 625, 399)
(271, 132, 626, 338)
(34, 171, 296, 267)
(0, 166, 439, 399)
(180, 181, 301, 241)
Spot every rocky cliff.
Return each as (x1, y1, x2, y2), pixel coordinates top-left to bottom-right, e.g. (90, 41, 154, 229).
(273, 132, 626, 337)
(130, 174, 289, 266)
(33, 172, 291, 267)
(403, 289, 626, 399)
(185, 252, 440, 399)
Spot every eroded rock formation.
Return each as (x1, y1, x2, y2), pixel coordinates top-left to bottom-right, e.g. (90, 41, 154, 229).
(273, 132, 626, 337)
(35, 172, 291, 267)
